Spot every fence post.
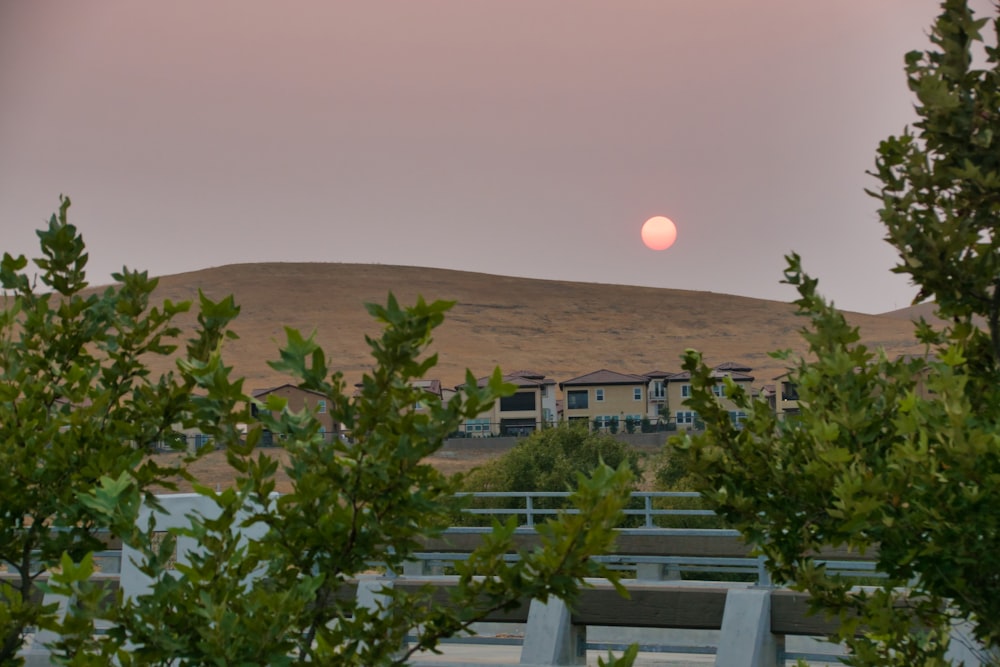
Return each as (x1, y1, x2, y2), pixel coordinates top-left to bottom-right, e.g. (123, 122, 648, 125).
(356, 577, 405, 660)
(525, 496, 534, 528)
(635, 562, 664, 581)
(18, 590, 67, 666)
(520, 597, 586, 666)
(716, 588, 778, 667)
(402, 559, 430, 576)
(946, 620, 999, 666)
(756, 555, 772, 587)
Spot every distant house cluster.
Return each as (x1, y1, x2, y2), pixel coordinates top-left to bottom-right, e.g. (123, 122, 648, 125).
(250, 363, 800, 440)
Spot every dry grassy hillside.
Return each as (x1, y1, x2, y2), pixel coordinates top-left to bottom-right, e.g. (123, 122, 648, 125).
(132, 263, 927, 393)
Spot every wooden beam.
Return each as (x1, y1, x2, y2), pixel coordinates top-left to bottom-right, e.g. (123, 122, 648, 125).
(417, 530, 878, 562)
(572, 583, 729, 630)
(770, 589, 841, 636)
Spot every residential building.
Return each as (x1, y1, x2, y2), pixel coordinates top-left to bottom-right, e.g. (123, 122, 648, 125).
(665, 362, 756, 430)
(409, 379, 449, 413)
(559, 369, 648, 432)
(251, 384, 338, 442)
(641, 370, 674, 425)
(763, 373, 799, 420)
(460, 370, 557, 437)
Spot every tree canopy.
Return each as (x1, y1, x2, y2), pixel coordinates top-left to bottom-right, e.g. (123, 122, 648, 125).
(674, 2, 1000, 664)
(462, 425, 642, 495)
(1, 198, 636, 665)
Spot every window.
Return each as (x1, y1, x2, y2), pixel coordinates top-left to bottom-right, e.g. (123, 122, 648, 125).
(317, 400, 327, 414)
(652, 381, 665, 399)
(681, 384, 692, 398)
(712, 385, 725, 398)
(728, 411, 747, 426)
(595, 388, 605, 402)
(594, 415, 619, 430)
(567, 390, 589, 410)
(675, 410, 699, 425)
(464, 418, 491, 434)
(500, 391, 536, 412)
(501, 418, 536, 436)
(782, 382, 799, 401)
(633, 387, 642, 401)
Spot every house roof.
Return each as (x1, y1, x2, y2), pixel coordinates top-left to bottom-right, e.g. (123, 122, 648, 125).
(508, 369, 547, 380)
(714, 361, 753, 372)
(642, 370, 678, 379)
(351, 379, 444, 397)
(559, 369, 648, 389)
(409, 379, 443, 396)
(468, 372, 556, 389)
(251, 384, 329, 399)
(666, 370, 755, 382)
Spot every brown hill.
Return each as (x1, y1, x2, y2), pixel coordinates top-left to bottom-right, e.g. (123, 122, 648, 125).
(879, 301, 940, 322)
(134, 263, 927, 392)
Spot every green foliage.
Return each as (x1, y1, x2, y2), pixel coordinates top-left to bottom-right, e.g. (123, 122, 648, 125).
(0, 197, 243, 663)
(2, 200, 636, 665)
(648, 446, 690, 491)
(461, 424, 642, 497)
(868, 0, 1000, 366)
(673, 4, 1000, 663)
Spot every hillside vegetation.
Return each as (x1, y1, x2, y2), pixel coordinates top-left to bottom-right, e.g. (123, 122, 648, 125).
(134, 262, 925, 390)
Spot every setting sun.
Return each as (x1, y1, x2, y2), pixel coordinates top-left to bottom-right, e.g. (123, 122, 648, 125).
(641, 216, 677, 251)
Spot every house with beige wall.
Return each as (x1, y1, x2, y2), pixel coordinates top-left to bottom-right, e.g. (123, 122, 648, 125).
(663, 362, 756, 430)
(460, 370, 557, 436)
(251, 384, 338, 442)
(409, 379, 450, 413)
(761, 373, 799, 420)
(559, 369, 648, 432)
(641, 370, 673, 425)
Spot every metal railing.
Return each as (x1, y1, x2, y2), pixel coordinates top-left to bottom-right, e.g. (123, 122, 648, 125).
(455, 490, 714, 528)
(2, 492, 883, 587)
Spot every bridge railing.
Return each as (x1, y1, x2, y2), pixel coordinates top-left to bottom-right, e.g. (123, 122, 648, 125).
(455, 490, 715, 528)
(1, 492, 881, 585)
(7, 493, 932, 666)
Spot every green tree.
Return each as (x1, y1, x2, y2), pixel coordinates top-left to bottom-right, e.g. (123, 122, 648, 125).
(461, 426, 642, 530)
(462, 425, 641, 497)
(3, 199, 636, 665)
(0, 197, 243, 663)
(674, 2, 1000, 664)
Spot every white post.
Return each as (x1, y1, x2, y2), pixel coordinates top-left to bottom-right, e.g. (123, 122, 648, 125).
(715, 588, 778, 667)
(946, 620, 999, 666)
(520, 597, 586, 666)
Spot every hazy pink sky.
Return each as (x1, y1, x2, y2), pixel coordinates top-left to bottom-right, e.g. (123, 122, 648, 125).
(2, 1, 992, 313)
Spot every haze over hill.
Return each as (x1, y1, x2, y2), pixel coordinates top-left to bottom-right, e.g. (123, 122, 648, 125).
(140, 263, 928, 392)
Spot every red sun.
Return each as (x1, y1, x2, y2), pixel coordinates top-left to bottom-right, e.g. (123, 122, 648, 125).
(641, 216, 677, 251)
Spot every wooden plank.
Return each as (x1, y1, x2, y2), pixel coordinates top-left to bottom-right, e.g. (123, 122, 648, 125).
(572, 584, 729, 630)
(419, 531, 878, 563)
(393, 579, 532, 623)
(416, 532, 543, 553)
(418, 531, 752, 558)
(770, 589, 842, 636)
(612, 532, 749, 558)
